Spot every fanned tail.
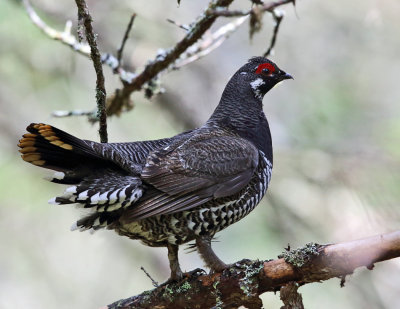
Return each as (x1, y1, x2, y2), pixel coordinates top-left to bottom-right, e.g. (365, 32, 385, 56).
(18, 123, 103, 173)
(18, 123, 145, 231)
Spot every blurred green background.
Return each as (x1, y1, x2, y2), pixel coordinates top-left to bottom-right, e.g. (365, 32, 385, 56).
(1, 0, 400, 308)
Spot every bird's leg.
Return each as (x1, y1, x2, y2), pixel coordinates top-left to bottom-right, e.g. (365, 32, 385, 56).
(167, 243, 183, 281)
(196, 236, 227, 272)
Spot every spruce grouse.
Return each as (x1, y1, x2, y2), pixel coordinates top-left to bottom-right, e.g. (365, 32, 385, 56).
(18, 57, 292, 280)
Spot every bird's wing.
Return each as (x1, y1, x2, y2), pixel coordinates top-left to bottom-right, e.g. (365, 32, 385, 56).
(122, 135, 259, 221)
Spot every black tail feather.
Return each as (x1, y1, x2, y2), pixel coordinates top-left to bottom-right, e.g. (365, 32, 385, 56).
(18, 123, 104, 172)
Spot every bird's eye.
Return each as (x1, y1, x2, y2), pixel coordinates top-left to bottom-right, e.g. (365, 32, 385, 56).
(255, 63, 276, 75)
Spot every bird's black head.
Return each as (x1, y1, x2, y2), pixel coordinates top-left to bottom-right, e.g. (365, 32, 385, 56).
(235, 57, 293, 101)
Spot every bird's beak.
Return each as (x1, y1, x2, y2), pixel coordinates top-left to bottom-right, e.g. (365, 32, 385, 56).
(279, 71, 294, 80)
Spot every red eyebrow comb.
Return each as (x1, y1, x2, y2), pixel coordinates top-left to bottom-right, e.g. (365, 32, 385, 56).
(255, 63, 276, 74)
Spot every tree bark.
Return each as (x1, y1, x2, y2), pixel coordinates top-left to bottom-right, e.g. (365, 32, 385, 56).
(106, 231, 400, 309)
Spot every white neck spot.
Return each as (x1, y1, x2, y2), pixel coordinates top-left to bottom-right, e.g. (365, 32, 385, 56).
(250, 78, 265, 100)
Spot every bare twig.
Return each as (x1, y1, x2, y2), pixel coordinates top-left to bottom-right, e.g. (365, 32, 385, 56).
(167, 18, 190, 32)
(106, 231, 400, 309)
(122, 0, 235, 95)
(263, 9, 284, 56)
(140, 266, 159, 288)
(22, 0, 134, 121)
(173, 16, 248, 69)
(208, 0, 295, 17)
(52, 109, 96, 118)
(74, 0, 108, 142)
(22, 0, 134, 82)
(116, 13, 137, 72)
(22, 0, 90, 56)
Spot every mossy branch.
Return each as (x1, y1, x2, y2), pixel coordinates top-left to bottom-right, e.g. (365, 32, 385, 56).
(74, 0, 108, 143)
(106, 231, 400, 309)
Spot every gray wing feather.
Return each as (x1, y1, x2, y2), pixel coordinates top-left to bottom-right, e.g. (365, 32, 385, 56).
(121, 135, 258, 222)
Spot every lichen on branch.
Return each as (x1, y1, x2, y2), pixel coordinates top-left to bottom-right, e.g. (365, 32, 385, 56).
(74, 0, 108, 143)
(106, 231, 400, 309)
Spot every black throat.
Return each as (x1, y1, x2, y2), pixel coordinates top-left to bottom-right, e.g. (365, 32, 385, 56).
(206, 74, 273, 164)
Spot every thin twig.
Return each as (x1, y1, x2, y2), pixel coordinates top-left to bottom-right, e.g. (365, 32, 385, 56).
(141, 266, 159, 287)
(263, 9, 284, 57)
(116, 13, 137, 72)
(166, 18, 190, 32)
(52, 109, 96, 118)
(74, 0, 108, 143)
(173, 16, 248, 69)
(208, 0, 294, 17)
(123, 0, 235, 94)
(22, 0, 90, 56)
(22, 0, 134, 82)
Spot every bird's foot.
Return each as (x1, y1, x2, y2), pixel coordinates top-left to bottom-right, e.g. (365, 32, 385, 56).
(234, 258, 253, 266)
(160, 268, 207, 287)
(209, 259, 255, 275)
(159, 276, 182, 287)
(169, 268, 184, 282)
(209, 262, 228, 273)
(185, 268, 207, 278)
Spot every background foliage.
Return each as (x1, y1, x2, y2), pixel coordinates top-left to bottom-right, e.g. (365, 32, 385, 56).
(1, 0, 400, 308)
